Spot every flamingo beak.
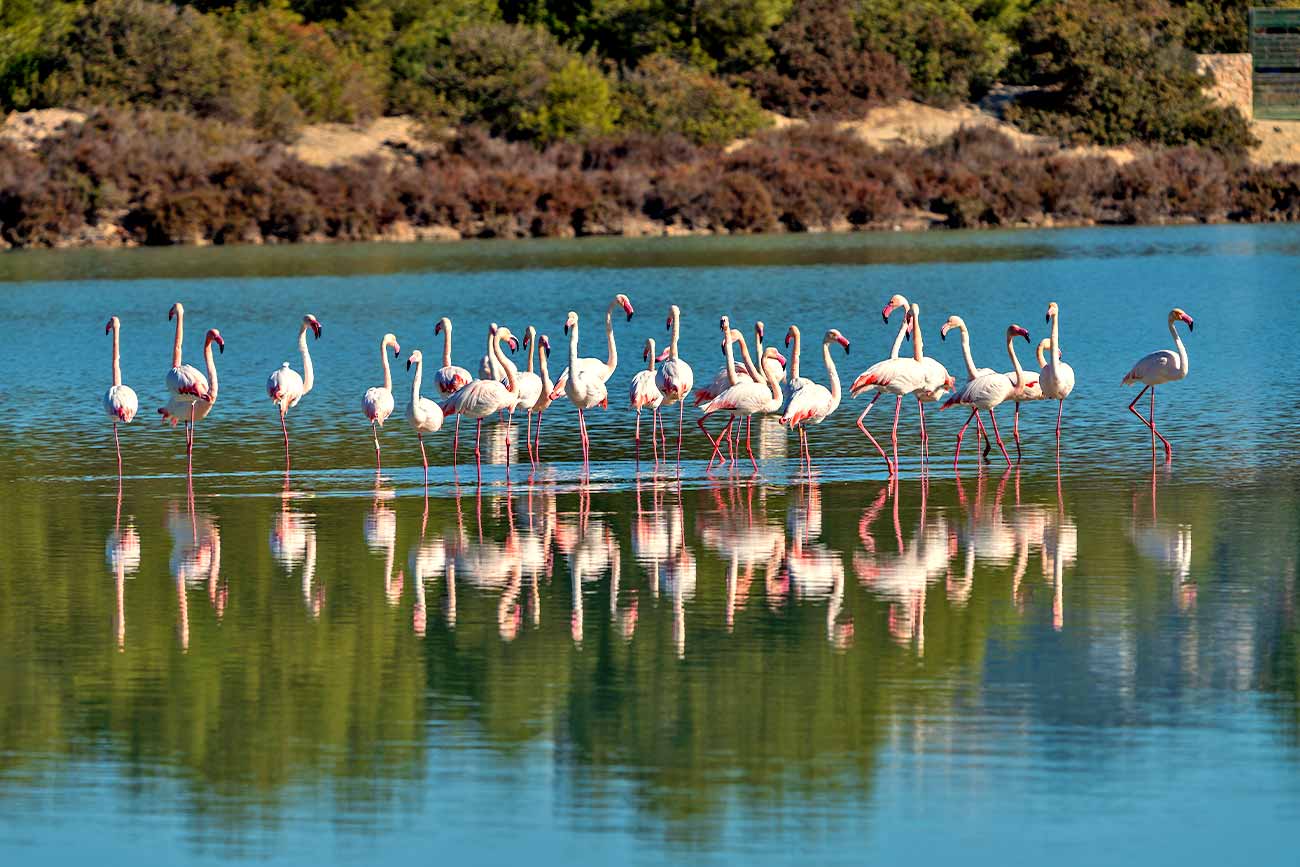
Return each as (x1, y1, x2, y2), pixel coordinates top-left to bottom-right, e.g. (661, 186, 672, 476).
(837, 336, 851, 353)
(104, 319, 113, 334)
(523, 331, 531, 348)
(309, 319, 322, 339)
(784, 333, 791, 348)
(775, 351, 788, 367)
(541, 335, 551, 352)
(508, 337, 519, 353)
(1184, 314, 1195, 331)
(215, 336, 225, 353)
(1013, 326, 1030, 342)
(655, 347, 670, 363)
(718, 317, 726, 332)
(564, 322, 570, 335)
(393, 343, 401, 358)
(757, 323, 765, 341)
(1045, 312, 1051, 324)
(623, 302, 634, 322)
(435, 321, 443, 336)
(168, 307, 175, 321)
(665, 315, 672, 331)
(881, 304, 892, 323)
(406, 357, 412, 371)
(940, 324, 949, 341)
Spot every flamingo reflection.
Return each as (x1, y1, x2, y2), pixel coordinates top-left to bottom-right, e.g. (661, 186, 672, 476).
(787, 482, 852, 647)
(699, 482, 783, 628)
(167, 497, 223, 650)
(106, 490, 140, 651)
(364, 491, 401, 605)
(271, 494, 320, 618)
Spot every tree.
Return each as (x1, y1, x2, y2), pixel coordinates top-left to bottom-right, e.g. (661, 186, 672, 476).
(617, 53, 769, 145)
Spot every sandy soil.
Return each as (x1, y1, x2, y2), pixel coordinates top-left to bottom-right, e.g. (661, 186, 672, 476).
(288, 116, 427, 167)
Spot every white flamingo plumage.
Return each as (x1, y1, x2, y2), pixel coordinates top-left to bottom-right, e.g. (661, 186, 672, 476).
(529, 334, 556, 465)
(779, 326, 850, 471)
(442, 325, 519, 480)
(164, 302, 211, 404)
(851, 294, 916, 473)
(906, 303, 955, 462)
(433, 316, 474, 463)
(511, 326, 545, 468)
(555, 293, 635, 389)
(1122, 307, 1194, 463)
(103, 316, 138, 476)
(629, 337, 665, 464)
(404, 349, 445, 481)
(266, 313, 321, 472)
(692, 320, 773, 405)
(1040, 301, 1076, 448)
(698, 331, 784, 472)
(1004, 337, 1058, 460)
(361, 332, 400, 471)
(554, 311, 608, 471)
(655, 304, 694, 467)
(159, 328, 223, 474)
(941, 324, 1034, 467)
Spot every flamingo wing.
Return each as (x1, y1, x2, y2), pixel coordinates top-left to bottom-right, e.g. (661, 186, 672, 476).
(781, 381, 832, 428)
(512, 371, 543, 410)
(656, 359, 694, 403)
(700, 381, 768, 415)
(446, 380, 509, 419)
(363, 386, 395, 425)
(268, 364, 305, 407)
(629, 370, 663, 409)
(167, 364, 210, 401)
(1123, 349, 1181, 385)
(435, 365, 472, 395)
(407, 396, 444, 433)
(105, 384, 138, 423)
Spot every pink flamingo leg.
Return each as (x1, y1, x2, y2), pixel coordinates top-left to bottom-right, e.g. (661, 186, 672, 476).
(535, 410, 545, 464)
(1055, 400, 1065, 447)
(856, 394, 892, 474)
(954, 409, 977, 469)
(474, 418, 483, 482)
(973, 411, 990, 463)
(525, 411, 535, 468)
(890, 396, 903, 476)
(453, 416, 461, 465)
(745, 416, 757, 472)
(113, 422, 123, 478)
(1013, 402, 1022, 463)
(577, 409, 590, 470)
(676, 402, 685, 469)
(651, 409, 660, 465)
(1128, 384, 1171, 463)
(505, 411, 513, 477)
(280, 408, 291, 472)
(988, 408, 1012, 467)
(418, 432, 429, 483)
(659, 407, 668, 459)
(634, 408, 643, 465)
(698, 415, 719, 468)
(917, 398, 928, 464)
(726, 416, 737, 466)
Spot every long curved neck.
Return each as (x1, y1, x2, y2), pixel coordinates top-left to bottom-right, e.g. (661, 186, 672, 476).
(411, 356, 423, 405)
(734, 335, 759, 384)
(761, 354, 781, 402)
(959, 325, 978, 378)
(889, 317, 908, 359)
(1169, 319, 1189, 372)
(171, 309, 183, 369)
(204, 339, 220, 401)
(380, 339, 392, 392)
(1006, 334, 1026, 390)
(1050, 311, 1061, 368)
(494, 337, 516, 392)
(646, 340, 656, 372)
(299, 324, 314, 394)
(1036, 340, 1049, 369)
(568, 322, 580, 371)
(723, 331, 740, 386)
(790, 329, 802, 381)
(527, 333, 537, 374)
(539, 345, 553, 391)
(823, 340, 841, 404)
(670, 310, 681, 359)
(604, 301, 618, 374)
(911, 310, 925, 361)
(109, 322, 121, 387)
(442, 320, 453, 368)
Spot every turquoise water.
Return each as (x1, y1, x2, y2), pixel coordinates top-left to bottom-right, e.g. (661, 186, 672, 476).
(0, 225, 1298, 864)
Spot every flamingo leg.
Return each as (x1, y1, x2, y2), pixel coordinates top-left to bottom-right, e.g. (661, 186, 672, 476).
(988, 408, 1012, 467)
(954, 409, 976, 469)
(676, 402, 685, 469)
(187, 404, 196, 477)
(505, 411, 513, 477)
(917, 398, 928, 464)
(1055, 399, 1065, 447)
(651, 409, 660, 465)
(890, 396, 903, 476)
(453, 416, 461, 465)
(280, 407, 291, 472)
(745, 415, 757, 472)
(113, 422, 123, 478)
(659, 406, 668, 459)
(371, 421, 382, 471)
(418, 432, 428, 483)
(726, 415, 737, 465)
(698, 415, 719, 468)
(535, 410, 544, 464)
(474, 418, 483, 482)
(635, 408, 643, 465)
(525, 411, 534, 468)
(973, 411, 990, 466)
(1128, 385, 1171, 463)
(578, 409, 590, 470)
(1013, 402, 1022, 463)
(855, 394, 892, 474)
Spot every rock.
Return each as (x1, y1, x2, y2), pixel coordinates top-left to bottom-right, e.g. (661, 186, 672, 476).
(0, 109, 87, 152)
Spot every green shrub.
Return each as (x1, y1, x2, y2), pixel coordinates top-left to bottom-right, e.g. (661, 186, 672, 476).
(38, 0, 258, 123)
(0, 1, 78, 111)
(617, 54, 769, 146)
(1006, 0, 1257, 154)
(519, 58, 619, 143)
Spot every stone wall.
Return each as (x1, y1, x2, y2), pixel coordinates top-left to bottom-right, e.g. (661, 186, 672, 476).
(1197, 53, 1252, 119)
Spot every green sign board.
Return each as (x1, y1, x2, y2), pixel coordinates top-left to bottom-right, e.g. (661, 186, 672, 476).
(1252, 7, 1300, 119)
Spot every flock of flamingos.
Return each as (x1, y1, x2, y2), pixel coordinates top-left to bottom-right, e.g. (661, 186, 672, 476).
(100, 294, 1195, 482)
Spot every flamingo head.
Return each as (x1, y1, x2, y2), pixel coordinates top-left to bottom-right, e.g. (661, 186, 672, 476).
(406, 349, 423, 371)
(205, 328, 224, 354)
(303, 314, 322, 339)
(718, 314, 730, 334)
(940, 315, 964, 341)
(616, 293, 634, 321)
(882, 294, 908, 323)
(654, 346, 671, 363)
(766, 348, 788, 368)
(1009, 324, 1030, 343)
(105, 316, 118, 335)
(497, 326, 519, 353)
(1170, 307, 1194, 332)
(383, 332, 400, 357)
(642, 338, 655, 363)
(945, 375, 956, 390)
(666, 304, 679, 331)
(828, 329, 850, 354)
(1045, 301, 1059, 324)
(564, 311, 577, 335)
(169, 302, 183, 321)
(435, 317, 448, 336)
(784, 324, 797, 348)
(540, 334, 551, 356)
(755, 321, 765, 344)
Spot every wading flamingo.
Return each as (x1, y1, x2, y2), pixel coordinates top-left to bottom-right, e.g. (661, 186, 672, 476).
(851, 295, 915, 474)
(442, 325, 519, 481)
(159, 329, 223, 473)
(103, 316, 138, 476)
(434, 317, 473, 463)
(554, 312, 608, 471)
(1004, 338, 1059, 461)
(655, 304, 695, 467)
(940, 325, 1033, 468)
(512, 327, 545, 468)
(1122, 307, 1194, 463)
(907, 303, 955, 463)
(531, 335, 556, 464)
(1040, 302, 1075, 448)
(266, 314, 321, 472)
(693, 320, 769, 404)
(629, 338, 665, 464)
(361, 333, 401, 471)
(780, 327, 850, 471)
(699, 335, 784, 472)
(556, 293, 635, 388)
(162, 302, 211, 467)
(404, 349, 445, 482)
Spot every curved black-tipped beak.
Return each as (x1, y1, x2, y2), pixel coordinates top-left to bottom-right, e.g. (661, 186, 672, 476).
(1045, 313, 1051, 324)
(564, 322, 570, 335)
(665, 315, 672, 331)
(508, 337, 519, 353)
(1187, 319, 1194, 332)
(104, 320, 113, 335)
(310, 321, 322, 340)
(784, 333, 791, 348)
(168, 307, 175, 321)
(940, 329, 947, 341)
(1020, 332, 1030, 343)
(718, 317, 726, 332)
(392, 345, 401, 359)
(217, 342, 224, 354)
(842, 341, 851, 355)
(625, 309, 634, 323)
(881, 311, 889, 324)
(406, 358, 412, 371)
(435, 321, 443, 336)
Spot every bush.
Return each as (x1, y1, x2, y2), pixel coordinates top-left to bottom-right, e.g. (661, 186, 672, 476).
(1006, 0, 1257, 154)
(617, 54, 769, 146)
(519, 58, 619, 143)
(749, 0, 910, 119)
(0, 1, 78, 111)
(37, 0, 257, 124)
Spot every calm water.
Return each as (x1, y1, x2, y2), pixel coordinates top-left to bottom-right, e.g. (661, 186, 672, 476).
(2, 226, 1300, 864)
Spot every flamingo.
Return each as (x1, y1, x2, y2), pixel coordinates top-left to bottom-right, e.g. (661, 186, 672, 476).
(940, 325, 1034, 467)
(530, 334, 556, 465)
(511, 326, 545, 468)
(779, 326, 850, 471)
(851, 294, 916, 474)
(159, 329, 223, 472)
(361, 333, 401, 471)
(906, 302, 955, 463)
(442, 325, 519, 480)
(266, 314, 321, 472)
(162, 302, 211, 468)
(698, 334, 785, 473)
(103, 316, 138, 476)
(556, 293, 635, 387)
(692, 320, 770, 404)
(554, 311, 607, 471)
(433, 317, 473, 463)
(1122, 307, 1194, 463)
(1004, 338, 1059, 461)
(405, 349, 445, 482)
(1040, 301, 1075, 448)
(629, 338, 665, 464)
(655, 304, 694, 467)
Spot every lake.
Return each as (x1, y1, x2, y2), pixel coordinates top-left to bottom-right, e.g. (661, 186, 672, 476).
(1, 226, 1298, 865)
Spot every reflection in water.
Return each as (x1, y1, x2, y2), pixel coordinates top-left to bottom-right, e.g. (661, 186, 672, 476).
(168, 497, 223, 650)
(271, 494, 320, 618)
(365, 492, 400, 605)
(105, 491, 140, 651)
(1130, 468, 1196, 610)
